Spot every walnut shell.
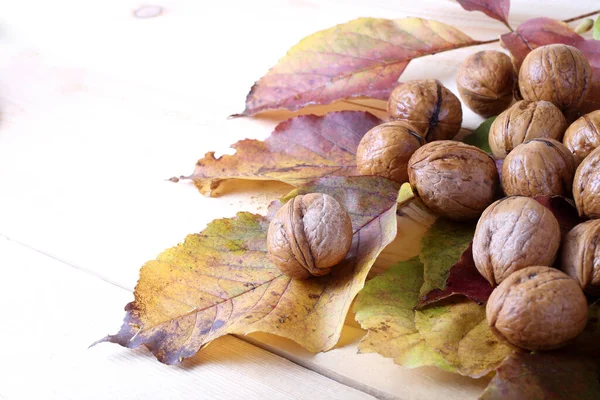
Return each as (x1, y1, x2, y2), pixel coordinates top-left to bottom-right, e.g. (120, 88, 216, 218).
(267, 193, 353, 279)
(407, 141, 499, 221)
(356, 121, 423, 183)
(486, 266, 588, 351)
(473, 196, 561, 286)
(563, 110, 600, 164)
(456, 50, 514, 118)
(502, 138, 576, 197)
(573, 146, 600, 219)
(519, 44, 591, 118)
(387, 79, 463, 142)
(561, 220, 600, 295)
(489, 100, 567, 159)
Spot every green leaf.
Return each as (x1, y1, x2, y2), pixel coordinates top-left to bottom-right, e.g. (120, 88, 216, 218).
(415, 298, 511, 378)
(354, 257, 452, 370)
(354, 259, 511, 378)
(594, 15, 600, 40)
(419, 219, 476, 296)
(463, 116, 495, 153)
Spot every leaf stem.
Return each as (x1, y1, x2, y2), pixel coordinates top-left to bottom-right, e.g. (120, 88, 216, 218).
(341, 100, 387, 113)
(503, 21, 514, 33)
(563, 10, 600, 24)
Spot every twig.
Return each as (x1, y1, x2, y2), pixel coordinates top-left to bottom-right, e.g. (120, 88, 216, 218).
(563, 9, 600, 24)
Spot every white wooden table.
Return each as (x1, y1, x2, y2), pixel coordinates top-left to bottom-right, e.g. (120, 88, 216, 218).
(1, 1, 597, 399)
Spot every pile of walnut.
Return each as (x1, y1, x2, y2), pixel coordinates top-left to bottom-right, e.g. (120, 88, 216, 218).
(267, 44, 600, 352)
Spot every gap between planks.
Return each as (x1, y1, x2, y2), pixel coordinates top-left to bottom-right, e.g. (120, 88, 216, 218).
(0, 233, 388, 400)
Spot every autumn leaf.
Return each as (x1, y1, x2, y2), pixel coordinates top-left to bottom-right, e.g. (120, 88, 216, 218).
(416, 243, 494, 308)
(500, 17, 600, 112)
(480, 352, 600, 400)
(240, 18, 484, 116)
(463, 116, 495, 153)
(456, 0, 511, 29)
(353, 257, 452, 370)
(354, 258, 511, 378)
(419, 218, 476, 297)
(415, 298, 511, 378)
(99, 176, 400, 364)
(186, 111, 381, 196)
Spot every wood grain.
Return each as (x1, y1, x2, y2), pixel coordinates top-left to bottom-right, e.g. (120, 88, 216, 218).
(1, 1, 598, 399)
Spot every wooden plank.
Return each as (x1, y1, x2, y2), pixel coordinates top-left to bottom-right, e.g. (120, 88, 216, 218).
(1, 1, 599, 399)
(0, 237, 373, 400)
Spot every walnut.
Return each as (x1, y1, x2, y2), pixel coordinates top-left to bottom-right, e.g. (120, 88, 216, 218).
(502, 138, 575, 197)
(519, 44, 592, 118)
(561, 220, 600, 295)
(573, 146, 600, 219)
(489, 100, 567, 159)
(473, 196, 561, 286)
(456, 50, 514, 118)
(486, 266, 588, 351)
(356, 121, 423, 184)
(407, 140, 498, 220)
(267, 193, 353, 279)
(387, 79, 463, 142)
(563, 110, 600, 164)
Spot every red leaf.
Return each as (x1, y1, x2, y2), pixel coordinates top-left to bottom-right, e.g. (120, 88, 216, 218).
(533, 195, 583, 236)
(416, 243, 494, 308)
(241, 18, 483, 116)
(456, 0, 511, 27)
(501, 18, 600, 112)
(186, 111, 382, 196)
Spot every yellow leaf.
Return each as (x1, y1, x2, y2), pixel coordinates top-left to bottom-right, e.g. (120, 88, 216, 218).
(100, 176, 400, 364)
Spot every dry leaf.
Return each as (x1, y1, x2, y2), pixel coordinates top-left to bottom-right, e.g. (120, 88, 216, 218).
(354, 258, 511, 378)
(187, 111, 381, 196)
(241, 18, 483, 116)
(419, 218, 476, 296)
(100, 176, 400, 364)
(353, 257, 452, 370)
(456, 0, 511, 28)
(500, 18, 600, 112)
(416, 243, 494, 308)
(480, 352, 600, 400)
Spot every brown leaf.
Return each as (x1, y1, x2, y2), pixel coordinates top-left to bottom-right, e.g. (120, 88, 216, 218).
(241, 18, 483, 116)
(500, 18, 600, 112)
(456, 0, 511, 28)
(99, 176, 400, 364)
(480, 352, 600, 400)
(416, 243, 494, 308)
(186, 111, 381, 196)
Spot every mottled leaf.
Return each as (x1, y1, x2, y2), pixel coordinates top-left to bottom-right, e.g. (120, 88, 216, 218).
(419, 218, 476, 296)
(187, 111, 383, 196)
(463, 116, 495, 153)
(456, 0, 511, 28)
(241, 18, 483, 115)
(500, 18, 600, 112)
(416, 243, 494, 308)
(100, 176, 400, 364)
(534, 195, 582, 236)
(480, 352, 600, 400)
(415, 298, 511, 378)
(354, 257, 452, 370)
(186, 111, 381, 196)
(354, 259, 511, 378)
